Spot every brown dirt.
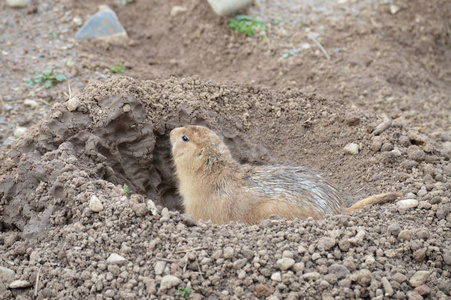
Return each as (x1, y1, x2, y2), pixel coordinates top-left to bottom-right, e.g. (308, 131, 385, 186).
(0, 0, 450, 299)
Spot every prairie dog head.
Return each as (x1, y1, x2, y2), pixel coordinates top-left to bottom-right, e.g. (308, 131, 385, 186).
(170, 126, 232, 174)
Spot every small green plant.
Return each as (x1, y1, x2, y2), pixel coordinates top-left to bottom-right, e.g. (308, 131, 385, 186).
(48, 30, 58, 39)
(25, 67, 67, 88)
(228, 15, 266, 39)
(109, 62, 125, 74)
(123, 184, 130, 198)
(175, 287, 192, 299)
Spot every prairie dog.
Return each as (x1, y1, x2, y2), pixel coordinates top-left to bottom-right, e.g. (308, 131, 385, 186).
(170, 125, 400, 224)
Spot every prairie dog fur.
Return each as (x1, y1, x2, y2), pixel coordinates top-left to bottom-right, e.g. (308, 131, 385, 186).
(170, 125, 400, 224)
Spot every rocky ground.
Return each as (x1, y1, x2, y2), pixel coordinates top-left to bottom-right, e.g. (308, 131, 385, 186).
(0, 0, 450, 299)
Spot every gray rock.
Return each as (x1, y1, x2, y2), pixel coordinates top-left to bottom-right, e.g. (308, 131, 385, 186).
(409, 271, 430, 287)
(160, 275, 181, 290)
(276, 258, 295, 270)
(75, 6, 128, 42)
(444, 250, 451, 265)
(329, 263, 350, 279)
(271, 272, 282, 281)
(317, 237, 336, 251)
(223, 247, 234, 259)
(233, 258, 247, 269)
(154, 261, 166, 275)
(0, 267, 15, 293)
(388, 223, 401, 236)
(343, 143, 359, 155)
(381, 277, 393, 296)
(207, 0, 253, 16)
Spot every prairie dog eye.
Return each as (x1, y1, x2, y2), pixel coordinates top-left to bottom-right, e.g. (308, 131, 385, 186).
(182, 135, 189, 142)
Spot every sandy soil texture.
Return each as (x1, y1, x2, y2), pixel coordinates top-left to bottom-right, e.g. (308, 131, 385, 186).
(0, 0, 450, 299)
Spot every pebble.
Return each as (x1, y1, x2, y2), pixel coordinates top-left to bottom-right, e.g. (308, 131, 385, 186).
(397, 199, 418, 210)
(170, 6, 187, 16)
(317, 237, 336, 251)
(6, 0, 31, 8)
(73, 17, 83, 26)
(343, 143, 359, 155)
(302, 272, 321, 281)
(131, 203, 147, 217)
(276, 258, 295, 270)
(418, 201, 431, 210)
(414, 229, 430, 240)
(349, 228, 366, 245)
(381, 277, 393, 296)
(0, 267, 15, 292)
(372, 136, 383, 151)
(223, 247, 234, 259)
(14, 126, 28, 137)
(254, 284, 274, 297)
(413, 248, 427, 261)
(388, 223, 401, 235)
(89, 195, 104, 212)
(107, 253, 127, 265)
(409, 271, 430, 287)
(180, 214, 197, 227)
(154, 261, 166, 275)
(24, 99, 39, 108)
(444, 250, 451, 265)
(392, 272, 407, 283)
(66, 96, 80, 111)
(9, 280, 32, 289)
(271, 272, 282, 281)
(160, 275, 181, 290)
(328, 263, 350, 279)
(414, 284, 431, 296)
(75, 7, 128, 42)
(407, 146, 426, 162)
(351, 269, 372, 286)
(233, 258, 247, 269)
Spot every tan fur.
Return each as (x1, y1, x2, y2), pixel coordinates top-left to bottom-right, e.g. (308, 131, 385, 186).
(170, 125, 401, 225)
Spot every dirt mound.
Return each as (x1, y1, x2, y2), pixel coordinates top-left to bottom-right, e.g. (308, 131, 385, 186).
(0, 76, 450, 299)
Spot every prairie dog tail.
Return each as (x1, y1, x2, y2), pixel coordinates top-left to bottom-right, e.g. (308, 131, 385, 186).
(346, 192, 402, 212)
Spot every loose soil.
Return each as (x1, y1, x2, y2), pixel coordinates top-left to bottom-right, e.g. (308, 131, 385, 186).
(0, 0, 450, 299)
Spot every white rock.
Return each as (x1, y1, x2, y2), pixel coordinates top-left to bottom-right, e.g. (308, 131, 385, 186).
(89, 195, 104, 212)
(276, 258, 295, 270)
(343, 143, 359, 155)
(73, 17, 83, 26)
(146, 199, 157, 215)
(14, 127, 27, 137)
(107, 253, 127, 265)
(170, 6, 187, 16)
(154, 261, 166, 275)
(207, 0, 253, 16)
(66, 96, 80, 111)
(271, 272, 282, 281)
(6, 0, 31, 8)
(390, 5, 400, 15)
(160, 275, 181, 290)
(397, 199, 419, 210)
(9, 280, 32, 289)
(24, 99, 39, 108)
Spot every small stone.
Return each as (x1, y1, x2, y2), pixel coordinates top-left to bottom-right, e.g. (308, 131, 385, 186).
(223, 247, 234, 259)
(276, 258, 295, 270)
(443, 250, 451, 265)
(392, 272, 407, 283)
(328, 263, 350, 279)
(397, 199, 418, 210)
(311, 253, 321, 260)
(388, 223, 401, 236)
(170, 6, 187, 16)
(6, 0, 31, 8)
(0, 267, 15, 292)
(73, 17, 83, 26)
(254, 284, 274, 297)
(154, 261, 166, 275)
(14, 126, 27, 137)
(414, 284, 431, 296)
(407, 290, 423, 300)
(409, 271, 430, 287)
(160, 275, 181, 290)
(372, 136, 383, 152)
(398, 230, 412, 241)
(66, 96, 80, 111)
(381, 277, 393, 296)
(349, 228, 366, 245)
(381, 142, 394, 152)
(317, 237, 336, 251)
(271, 272, 282, 281)
(302, 272, 320, 281)
(107, 253, 127, 265)
(131, 203, 147, 217)
(352, 269, 372, 286)
(418, 201, 432, 210)
(413, 248, 427, 262)
(282, 250, 293, 259)
(399, 135, 411, 147)
(9, 280, 32, 289)
(345, 114, 360, 126)
(344, 143, 359, 155)
(414, 229, 430, 240)
(233, 258, 247, 269)
(389, 4, 400, 14)
(89, 195, 104, 212)
(24, 99, 39, 108)
(407, 146, 426, 162)
(160, 207, 170, 221)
